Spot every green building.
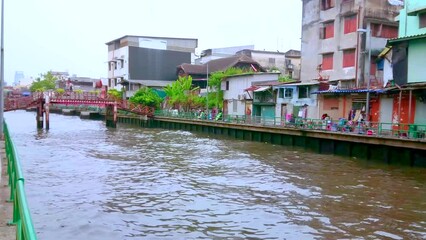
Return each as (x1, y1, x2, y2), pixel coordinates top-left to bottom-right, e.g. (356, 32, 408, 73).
(387, 0, 426, 125)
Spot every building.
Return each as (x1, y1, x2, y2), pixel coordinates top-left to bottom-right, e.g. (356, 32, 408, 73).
(195, 46, 300, 79)
(236, 49, 287, 74)
(284, 50, 302, 80)
(13, 71, 24, 87)
(385, 0, 426, 126)
(177, 55, 266, 89)
(221, 73, 280, 116)
(301, 0, 401, 88)
(50, 71, 70, 81)
(105, 35, 198, 97)
(274, 81, 319, 120)
(194, 45, 255, 64)
(301, 0, 402, 121)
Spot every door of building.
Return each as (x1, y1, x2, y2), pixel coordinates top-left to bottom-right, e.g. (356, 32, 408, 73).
(380, 97, 393, 129)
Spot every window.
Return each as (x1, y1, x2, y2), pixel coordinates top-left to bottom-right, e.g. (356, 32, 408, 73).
(269, 58, 276, 64)
(420, 12, 426, 28)
(284, 88, 293, 98)
(321, 0, 335, 10)
(233, 100, 237, 113)
(320, 21, 334, 39)
(322, 53, 334, 70)
(279, 88, 284, 98)
(225, 81, 229, 90)
(343, 49, 356, 67)
(344, 15, 357, 34)
(371, 24, 398, 38)
(298, 86, 310, 99)
(120, 60, 124, 69)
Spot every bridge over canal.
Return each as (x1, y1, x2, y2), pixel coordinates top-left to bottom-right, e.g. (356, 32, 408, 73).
(4, 91, 154, 128)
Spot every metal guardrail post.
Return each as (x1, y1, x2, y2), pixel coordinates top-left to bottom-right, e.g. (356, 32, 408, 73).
(3, 121, 38, 240)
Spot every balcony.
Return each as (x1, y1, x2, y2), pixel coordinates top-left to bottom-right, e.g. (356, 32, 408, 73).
(340, 0, 356, 16)
(364, 0, 402, 21)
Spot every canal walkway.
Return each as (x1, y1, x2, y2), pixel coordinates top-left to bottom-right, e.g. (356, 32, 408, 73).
(0, 140, 15, 240)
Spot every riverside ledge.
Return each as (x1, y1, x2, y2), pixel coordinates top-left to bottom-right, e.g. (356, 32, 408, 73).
(117, 115, 426, 167)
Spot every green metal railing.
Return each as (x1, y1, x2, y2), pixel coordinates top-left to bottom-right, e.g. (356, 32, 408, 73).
(4, 122, 37, 240)
(154, 110, 426, 140)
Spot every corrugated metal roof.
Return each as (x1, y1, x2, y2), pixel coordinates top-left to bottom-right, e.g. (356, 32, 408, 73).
(312, 89, 386, 94)
(254, 86, 271, 92)
(388, 33, 426, 44)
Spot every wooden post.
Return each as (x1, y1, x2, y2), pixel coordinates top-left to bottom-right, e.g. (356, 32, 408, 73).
(105, 104, 117, 128)
(36, 100, 44, 129)
(45, 103, 50, 130)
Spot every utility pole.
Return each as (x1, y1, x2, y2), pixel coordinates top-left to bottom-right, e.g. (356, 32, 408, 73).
(357, 27, 372, 122)
(0, 0, 5, 137)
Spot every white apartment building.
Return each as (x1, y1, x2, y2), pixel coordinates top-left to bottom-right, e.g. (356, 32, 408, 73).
(105, 35, 198, 97)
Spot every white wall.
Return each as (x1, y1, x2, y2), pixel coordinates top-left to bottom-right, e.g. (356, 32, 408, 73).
(382, 57, 393, 87)
(108, 46, 129, 88)
(222, 73, 279, 115)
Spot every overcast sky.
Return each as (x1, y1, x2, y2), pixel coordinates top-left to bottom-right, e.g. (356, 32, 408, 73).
(5, 0, 302, 84)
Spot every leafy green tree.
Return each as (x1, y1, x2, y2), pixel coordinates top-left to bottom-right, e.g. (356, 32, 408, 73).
(108, 89, 122, 100)
(164, 76, 203, 111)
(29, 71, 57, 92)
(129, 87, 162, 108)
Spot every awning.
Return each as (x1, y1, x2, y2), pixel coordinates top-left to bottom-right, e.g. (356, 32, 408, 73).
(254, 86, 271, 92)
(244, 85, 260, 91)
(312, 89, 387, 94)
(378, 46, 392, 58)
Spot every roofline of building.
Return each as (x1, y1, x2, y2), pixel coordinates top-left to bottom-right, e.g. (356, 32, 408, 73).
(105, 35, 199, 45)
(223, 72, 280, 80)
(236, 49, 286, 55)
(388, 33, 426, 44)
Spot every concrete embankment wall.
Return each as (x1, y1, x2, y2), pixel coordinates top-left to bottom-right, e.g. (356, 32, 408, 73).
(117, 116, 426, 167)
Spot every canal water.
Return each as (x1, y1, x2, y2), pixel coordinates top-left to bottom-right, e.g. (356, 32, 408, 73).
(5, 110, 426, 240)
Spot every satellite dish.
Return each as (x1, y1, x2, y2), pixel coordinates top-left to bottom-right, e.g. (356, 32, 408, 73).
(388, 0, 404, 6)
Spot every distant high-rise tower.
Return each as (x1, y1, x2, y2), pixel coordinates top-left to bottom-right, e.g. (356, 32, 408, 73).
(14, 71, 25, 86)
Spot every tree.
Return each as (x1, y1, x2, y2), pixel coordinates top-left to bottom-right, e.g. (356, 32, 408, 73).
(164, 76, 203, 111)
(108, 89, 122, 100)
(129, 87, 162, 108)
(29, 71, 57, 92)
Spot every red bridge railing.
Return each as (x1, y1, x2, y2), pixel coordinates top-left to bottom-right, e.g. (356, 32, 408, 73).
(4, 91, 155, 117)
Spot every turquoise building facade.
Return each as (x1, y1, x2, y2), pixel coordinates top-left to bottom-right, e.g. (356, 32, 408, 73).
(397, 0, 426, 36)
(389, 0, 426, 85)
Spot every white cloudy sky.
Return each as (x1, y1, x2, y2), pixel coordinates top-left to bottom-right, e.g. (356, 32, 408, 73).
(5, 0, 302, 84)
